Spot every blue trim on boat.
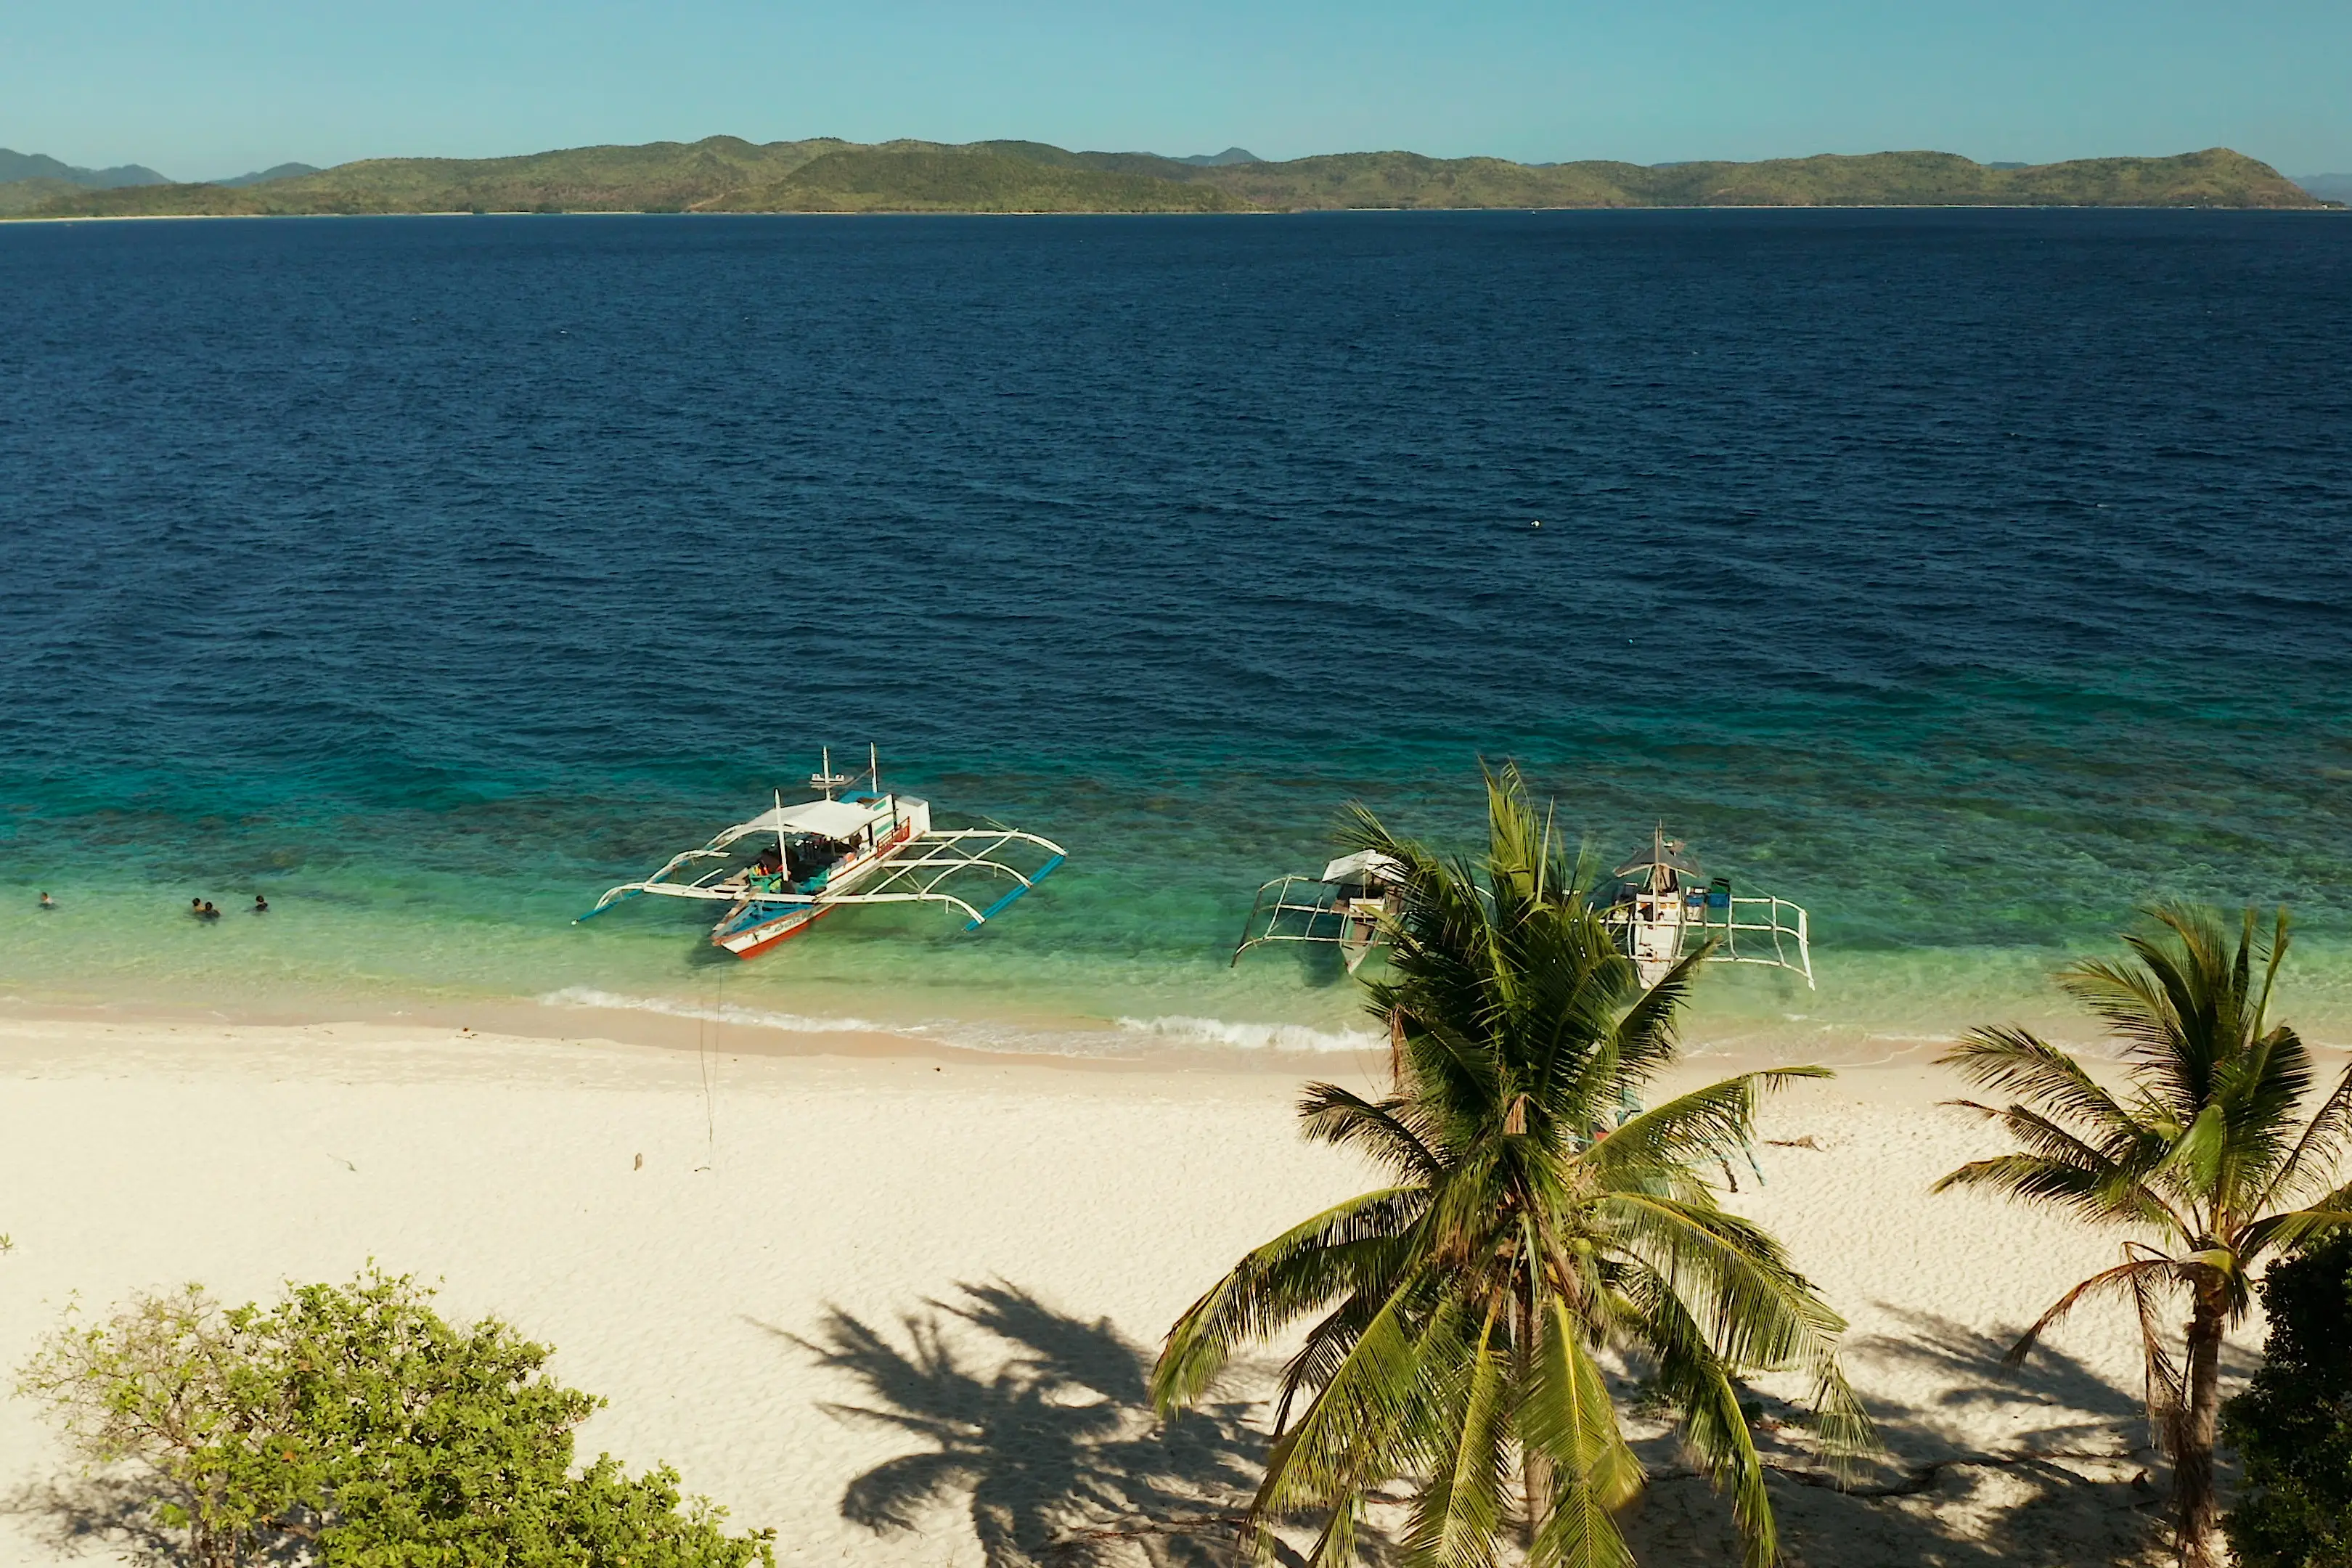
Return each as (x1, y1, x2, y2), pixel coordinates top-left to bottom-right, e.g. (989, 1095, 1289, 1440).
(573, 887, 642, 923)
(719, 897, 812, 938)
(965, 853, 1064, 930)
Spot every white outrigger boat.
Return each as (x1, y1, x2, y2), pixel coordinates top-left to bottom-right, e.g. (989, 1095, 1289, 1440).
(1602, 827, 1813, 989)
(1231, 850, 1405, 973)
(578, 748, 1065, 958)
(1233, 826, 1813, 989)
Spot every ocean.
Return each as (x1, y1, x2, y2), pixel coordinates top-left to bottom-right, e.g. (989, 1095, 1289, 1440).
(3, 208, 2348, 1060)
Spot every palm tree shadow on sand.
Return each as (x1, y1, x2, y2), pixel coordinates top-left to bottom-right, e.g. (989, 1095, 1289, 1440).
(762, 1283, 1344, 1567)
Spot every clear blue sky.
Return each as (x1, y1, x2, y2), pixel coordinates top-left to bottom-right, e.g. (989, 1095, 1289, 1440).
(10, 0, 2350, 180)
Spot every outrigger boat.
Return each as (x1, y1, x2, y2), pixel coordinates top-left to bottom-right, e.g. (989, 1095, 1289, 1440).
(1231, 850, 1405, 973)
(1233, 825, 1813, 989)
(1602, 826, 1813, 990)
(578, 748, 1065, 958)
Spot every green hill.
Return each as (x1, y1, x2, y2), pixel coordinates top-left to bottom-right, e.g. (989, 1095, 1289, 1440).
(226, 136, 844, 213)
(18, 181, 274, 217)
(9, 137, 2327, 219)
(1191, 147, 2319, 209)
(0, 177, 90, 216)
(702, 145, 1246, 213)
(1198, 151, 1630, 209)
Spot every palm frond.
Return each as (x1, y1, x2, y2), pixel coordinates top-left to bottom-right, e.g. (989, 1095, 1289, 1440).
(2252, 1058, 2352, 1214)
(1936, 1026, 2147, 1144)
(1152, 1188, 1427, 1410)
(1402, 1295, 1513, 1568)
(1251, 1273, 1461, 1524)
(1932, 1151, 2180, 1232)
(2131, 1266, 2189, 1460)
(1617, 1267, 1791, 1564)
(1595, 1068, 1827, 1178)
(2004, 1256, 2181, 1367)
(1522, 1295, 1641, 1568)
(1594, 942, 1706, 1086)
(1596, 1192, 1851, 1379)
(2237, 1203, 2352, 1265)
(1297, 1082, 1446, 1183)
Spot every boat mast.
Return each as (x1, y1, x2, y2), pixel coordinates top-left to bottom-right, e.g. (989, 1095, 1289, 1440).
(775, 788, 788, 870)
(870, 742, 881, 797)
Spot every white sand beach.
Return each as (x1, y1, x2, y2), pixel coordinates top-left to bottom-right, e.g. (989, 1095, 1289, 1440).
(0, 1013, 2277, 1566)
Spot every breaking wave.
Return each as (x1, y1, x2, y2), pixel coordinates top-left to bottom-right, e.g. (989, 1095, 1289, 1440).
(539, 988, 1381, 1058)
(1113, 1015, 1384, 1054)
(537, 987, 911, 1039)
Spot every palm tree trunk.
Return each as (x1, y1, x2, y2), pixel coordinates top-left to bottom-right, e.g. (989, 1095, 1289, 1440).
(2173, 1288, 2226, 1568)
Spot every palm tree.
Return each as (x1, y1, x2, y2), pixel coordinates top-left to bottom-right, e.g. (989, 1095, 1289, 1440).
(1151, 769, 1871, 1568)
(1934, 905, 2352, 1568)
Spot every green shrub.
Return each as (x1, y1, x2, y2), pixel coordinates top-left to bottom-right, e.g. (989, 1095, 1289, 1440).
(18, 1269, 773, 1568)
(2223, 1233, 2352, 1568)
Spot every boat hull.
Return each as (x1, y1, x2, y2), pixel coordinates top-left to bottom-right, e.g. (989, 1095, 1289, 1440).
(1622, 896, 1688, 989)
(708, 802, 924, 959)
(714, 900, 836, 957)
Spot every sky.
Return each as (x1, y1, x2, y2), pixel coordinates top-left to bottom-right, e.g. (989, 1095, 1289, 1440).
(7, 0, 2350, 181)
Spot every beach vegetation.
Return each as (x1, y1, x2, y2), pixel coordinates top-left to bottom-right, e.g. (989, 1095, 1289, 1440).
(17, 1268, 775, 1568)
(1149, 767, 1872, 1567)
(2221, 1231, 2352, 1567)
(1935, 905, 2352, 1568)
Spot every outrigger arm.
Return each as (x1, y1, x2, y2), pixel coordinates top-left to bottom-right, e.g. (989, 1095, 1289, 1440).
(846, 828, 1067, 929)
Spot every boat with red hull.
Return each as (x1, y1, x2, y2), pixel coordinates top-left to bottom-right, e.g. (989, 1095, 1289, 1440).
(579, 748, 1064, 958)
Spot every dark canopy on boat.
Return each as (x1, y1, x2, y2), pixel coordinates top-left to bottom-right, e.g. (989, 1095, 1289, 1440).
(1613, 827, 1704, 881)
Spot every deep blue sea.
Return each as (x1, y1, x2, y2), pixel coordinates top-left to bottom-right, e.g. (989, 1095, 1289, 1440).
(3, 209, 2348, 1058)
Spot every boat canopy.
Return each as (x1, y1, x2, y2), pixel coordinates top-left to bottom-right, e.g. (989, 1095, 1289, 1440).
(715, 798, 881, 845)
(1322, 850, 1405, 885)
(1612, 829, 1704, 881)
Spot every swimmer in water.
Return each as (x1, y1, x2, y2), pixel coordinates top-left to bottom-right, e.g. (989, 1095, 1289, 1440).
(199, 901, 220, 920)
(253, 894, 269, 913)
(38, 891, 55, 910)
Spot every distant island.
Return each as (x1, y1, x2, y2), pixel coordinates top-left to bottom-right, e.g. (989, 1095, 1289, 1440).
(0, 137, 2332, 219)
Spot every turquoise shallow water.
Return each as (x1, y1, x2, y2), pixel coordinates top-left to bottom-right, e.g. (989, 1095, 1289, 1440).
(2, 211, 2348, 1058)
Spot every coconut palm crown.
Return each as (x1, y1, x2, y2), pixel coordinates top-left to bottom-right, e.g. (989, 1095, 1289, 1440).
(1151, 770, 1871, 1568)
(1935, 905, 2352, 1568)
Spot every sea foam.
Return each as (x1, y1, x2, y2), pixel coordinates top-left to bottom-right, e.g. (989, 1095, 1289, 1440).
(538, 987, 906, 1039)
(1113, 1015, 1384, 1053)
(538, 987, 1380, 1058)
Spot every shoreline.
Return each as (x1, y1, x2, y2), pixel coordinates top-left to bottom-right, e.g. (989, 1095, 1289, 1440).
(0, 992, 1384, 1077)
(0, 984, 2007, 1078)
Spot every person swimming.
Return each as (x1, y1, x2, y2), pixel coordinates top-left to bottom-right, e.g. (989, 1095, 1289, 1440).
(198, 900, 221, 920)
(253, 894, 269, 913)
(38, 891, 54, 910)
